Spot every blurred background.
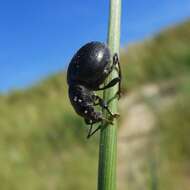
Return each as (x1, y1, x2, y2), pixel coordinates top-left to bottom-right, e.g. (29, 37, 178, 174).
(0, 0, 190, 190)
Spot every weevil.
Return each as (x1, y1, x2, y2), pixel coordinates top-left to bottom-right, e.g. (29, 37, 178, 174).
(67, 41, 121, 138)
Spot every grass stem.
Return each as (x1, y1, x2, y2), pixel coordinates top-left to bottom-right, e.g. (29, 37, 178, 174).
(97, 0, 122, 190)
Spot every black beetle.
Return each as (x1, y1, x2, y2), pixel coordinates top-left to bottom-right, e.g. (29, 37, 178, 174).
(67, 41, 121, 138)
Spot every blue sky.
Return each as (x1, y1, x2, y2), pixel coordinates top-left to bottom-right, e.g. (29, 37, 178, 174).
(0, 0, 190, 93)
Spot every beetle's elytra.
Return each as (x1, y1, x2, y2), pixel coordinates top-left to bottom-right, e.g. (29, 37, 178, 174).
(67, 41, 121, 138)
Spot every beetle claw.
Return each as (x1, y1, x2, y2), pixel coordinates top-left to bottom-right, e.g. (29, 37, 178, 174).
(113, 113, 120, 118)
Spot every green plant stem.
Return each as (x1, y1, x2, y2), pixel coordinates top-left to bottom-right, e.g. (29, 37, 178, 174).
(97, 0, 121, 190)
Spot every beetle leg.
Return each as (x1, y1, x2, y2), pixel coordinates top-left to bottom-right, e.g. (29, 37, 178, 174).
(113, 53, 122, 99)
(85, 119, 99, 139)
(107, 92, 119, 105)
(97, 77, 120, 91)
(87, 124, 93, 138)
(93, 95, 120, 118)
(87, 124, 101, 139)
(97, 53, 121, 99)
(86, 118, 112, 139)
(85, 116, 113, 139)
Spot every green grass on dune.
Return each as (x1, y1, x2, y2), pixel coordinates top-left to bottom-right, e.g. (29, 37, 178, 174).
(0, 20, 190, 189)
(0, 73, 99, 190)
(121, 20, 190, 91)
(155, 87, 190, 190)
